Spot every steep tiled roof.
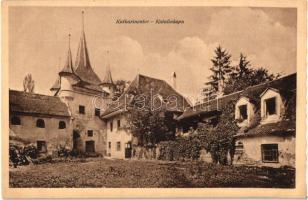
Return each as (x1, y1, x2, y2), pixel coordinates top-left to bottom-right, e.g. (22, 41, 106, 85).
(101, 74, 191, 118)
(59, 34, 74, 75)
(102, 64, 114, 85)
(178, 73, 296, 121)
(234, 120, 295, 138)
(74, 29, 102, 85)
(9, 90, 70, 117)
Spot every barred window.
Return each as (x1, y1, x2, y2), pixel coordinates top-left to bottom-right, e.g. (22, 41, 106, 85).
(261, 144, 278, 163)
(87, 130, 93, 137)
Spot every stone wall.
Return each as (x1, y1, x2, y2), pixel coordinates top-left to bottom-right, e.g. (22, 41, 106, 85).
(60, 90, 107, 155)
(9, 114, 72, 155)
(233, 135, 295, 167)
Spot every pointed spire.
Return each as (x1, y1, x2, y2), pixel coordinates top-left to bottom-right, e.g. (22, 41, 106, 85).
(59, 33, 74, 75)
(74, 11, 102, 85)
(171, 71, 177, 90)
(81, 10, 85, 32)
(102, 50, 114, 85)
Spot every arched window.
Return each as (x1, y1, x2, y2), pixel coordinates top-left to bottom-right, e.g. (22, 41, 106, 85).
(58, 121, 66, 129)
(11, 116, 21, 125)
(36, 119, 45, 128)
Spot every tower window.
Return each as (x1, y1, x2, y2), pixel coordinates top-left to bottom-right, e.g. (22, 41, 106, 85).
(110, 121, 113, 132)
(117, 119, 121, 129)
(36, 119, 45, 128)
(58, 121, 66, 129)
(79, 105, 85, 114)
(95, 108, 100, 116)
(108, 142, 111, 149)
(11, 116, 21, 125)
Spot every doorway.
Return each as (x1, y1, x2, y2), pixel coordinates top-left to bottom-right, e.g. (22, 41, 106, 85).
(85, 141, 95, 153)
(125, 142, 132, 158)
(73, 130, 81, 151)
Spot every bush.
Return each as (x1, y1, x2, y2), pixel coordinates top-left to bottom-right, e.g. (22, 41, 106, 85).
(9, 144, 39, 167)
(158, 137, 201, 161)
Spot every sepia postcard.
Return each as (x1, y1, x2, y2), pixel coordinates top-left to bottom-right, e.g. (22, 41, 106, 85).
(2, 0, 307, 198)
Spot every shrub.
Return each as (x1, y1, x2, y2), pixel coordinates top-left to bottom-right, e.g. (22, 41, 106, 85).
(158, 137, 201, 161)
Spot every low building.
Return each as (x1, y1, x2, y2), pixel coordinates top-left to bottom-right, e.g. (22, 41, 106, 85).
(9, 90, 72, 155)
(101, 74, 191, 159)
(177, 73, 296, 167)
(9, 13, 113, 156)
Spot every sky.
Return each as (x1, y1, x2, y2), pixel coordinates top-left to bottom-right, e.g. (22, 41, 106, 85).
(9, 7, 297, 100)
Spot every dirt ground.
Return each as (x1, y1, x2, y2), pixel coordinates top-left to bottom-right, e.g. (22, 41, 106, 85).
(9, 158, 295, 188)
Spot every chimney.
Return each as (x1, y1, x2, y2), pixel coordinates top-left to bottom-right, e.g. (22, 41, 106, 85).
(171, 72, 177, 90)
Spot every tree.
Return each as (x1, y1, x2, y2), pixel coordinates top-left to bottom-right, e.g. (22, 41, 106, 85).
(196, 103, 239, 165)
(113, 80, 130, 99)
(224, 54, 280, 94)
(250, 67, 279, 86)
(206, 46, 232, 96)
(23, 74, 35, 93)
(127, 89, 176, 147)
(224, 53, 253, 94)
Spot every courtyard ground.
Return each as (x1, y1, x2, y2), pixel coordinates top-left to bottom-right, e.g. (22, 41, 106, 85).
(9, 158, 295, 188)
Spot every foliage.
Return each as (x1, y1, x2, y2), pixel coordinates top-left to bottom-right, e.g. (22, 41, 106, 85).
(127, 89, 176, 147)
(206, 46, 232, 94)
(158, 137, 201, 161)
(224, 53, 280, 94)
(113, 79, 130, 99)
(23, 74, 35, 93)
(9, 144, 38, 167)
(196, 103, 239, 165)
(10, 158, 295, 188)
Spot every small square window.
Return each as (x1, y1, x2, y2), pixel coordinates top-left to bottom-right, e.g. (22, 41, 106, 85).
(36, 119, 45, 128)
(116, 142, 121, 151)
(239, 105, 248, 120)
(95, 108, 100, 116)
(59, 121, 66, 129)
(261, 144, 279, 163)
(87, 130, 93, 137)
(79, 105, 85, 114)
(265, 97, 276, 116)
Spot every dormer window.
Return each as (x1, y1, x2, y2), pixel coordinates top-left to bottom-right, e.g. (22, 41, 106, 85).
(235, 97, 254, 127)
(265, 97, 276, 116)
(239, 105, 248, 120)
(260, 88, 283, 124)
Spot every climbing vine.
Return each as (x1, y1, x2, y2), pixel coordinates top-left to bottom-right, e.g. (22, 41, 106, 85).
(196, 102, 239, 165)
